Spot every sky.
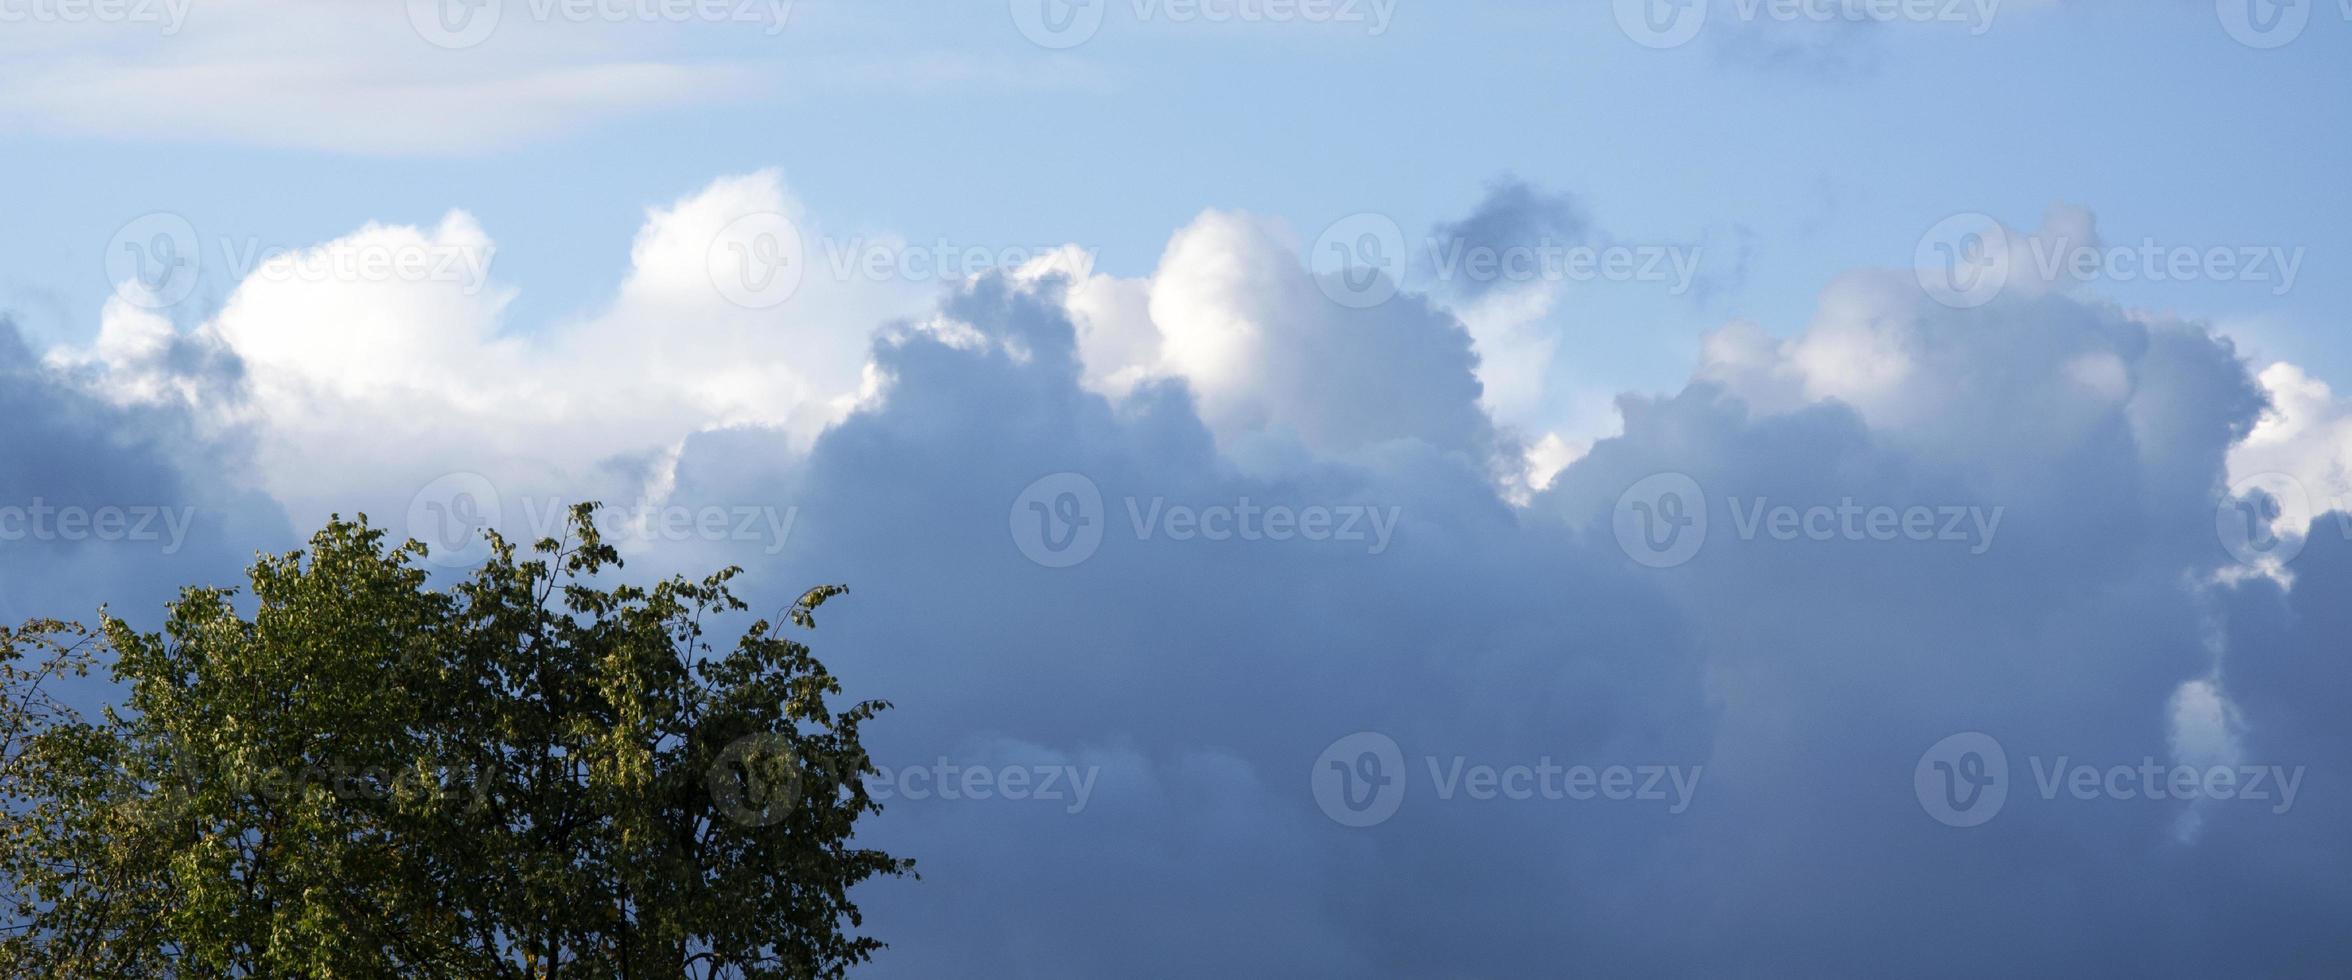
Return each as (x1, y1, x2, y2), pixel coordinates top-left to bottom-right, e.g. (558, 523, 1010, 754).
(6, 0, 2352, 974)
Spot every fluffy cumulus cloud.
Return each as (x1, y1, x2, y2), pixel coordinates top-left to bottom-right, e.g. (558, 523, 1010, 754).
(61, 170, 935, 552)
(12, 173, 2352, 974)
(2225, 361, 2352, 555)
(1056, 209, 1496, 463)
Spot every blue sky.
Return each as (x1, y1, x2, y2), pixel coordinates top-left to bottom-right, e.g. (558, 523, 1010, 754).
(9, 2, 2349, 381)
(7, 1, 2352, 974)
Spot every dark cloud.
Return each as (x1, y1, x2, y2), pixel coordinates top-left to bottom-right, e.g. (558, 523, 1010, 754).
(1420, 176, 1594, 301)
(7, 205, 2344, 975)
(638, 252, 2347, 975)
(0, 317, 287, 628)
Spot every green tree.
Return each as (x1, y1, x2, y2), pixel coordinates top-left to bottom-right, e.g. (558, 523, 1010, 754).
(0, 504, 911, 977)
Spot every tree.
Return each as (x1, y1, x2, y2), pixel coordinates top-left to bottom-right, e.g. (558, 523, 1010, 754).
(0, 504, 911, 977)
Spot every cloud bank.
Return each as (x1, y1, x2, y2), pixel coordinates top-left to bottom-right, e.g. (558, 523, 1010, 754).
(11, 172, 2351, 975)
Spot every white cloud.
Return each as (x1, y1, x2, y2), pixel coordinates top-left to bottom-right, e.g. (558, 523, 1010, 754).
(64, 169, 932, 538)
(0, 2, 755, 154)
(3, 58, 753, 155)
(2229, 361, 2352, 508)
(1036, 210, 1494, 462)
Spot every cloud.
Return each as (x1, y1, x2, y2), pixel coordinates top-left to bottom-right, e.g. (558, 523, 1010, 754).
(1041, 178, 1714, 499)
(0, 2, 757, 154)
(0, 4, 1109, 155)
(0, 315, 288, 632)
(1413, 178, 1588, 435)
(2228, 361, 2352, 522)
(1419, 177, 1594, 304)
(64, 169, 932, 545)
(1007, 209, 1500, 467)
(1391, 177, 1723, 484)
(2, 58, 755, 156)
(660, 207, 2330, 974)
(17, 175, 2352, 974)
(659, 272, 1713, 974)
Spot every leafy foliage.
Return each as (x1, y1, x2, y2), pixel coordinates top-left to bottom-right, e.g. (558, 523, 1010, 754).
(0, 504, 910, 977)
